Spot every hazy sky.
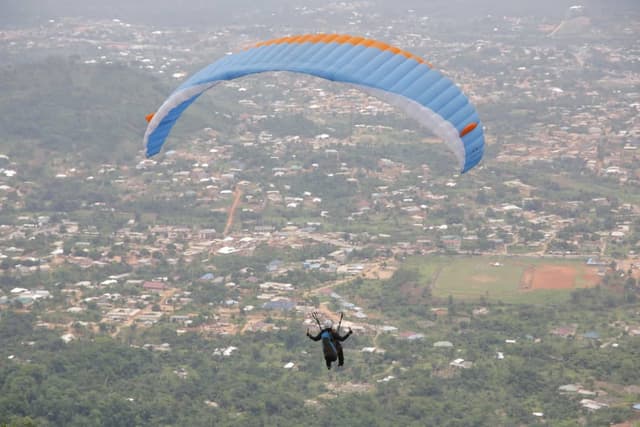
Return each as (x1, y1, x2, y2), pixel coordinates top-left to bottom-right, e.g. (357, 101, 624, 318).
(1, 0, 638, 27)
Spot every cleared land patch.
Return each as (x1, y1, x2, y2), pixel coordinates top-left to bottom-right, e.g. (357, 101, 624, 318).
(412, 256, 602, 304)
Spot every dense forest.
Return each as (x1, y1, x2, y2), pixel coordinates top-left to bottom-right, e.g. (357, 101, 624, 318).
(0, 58, 203, 164)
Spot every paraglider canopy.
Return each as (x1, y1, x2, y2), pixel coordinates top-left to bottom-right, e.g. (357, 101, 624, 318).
(144, 33, 484, 173)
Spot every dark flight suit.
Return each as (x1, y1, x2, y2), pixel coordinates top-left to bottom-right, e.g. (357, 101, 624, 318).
(307, 328, 353, 369)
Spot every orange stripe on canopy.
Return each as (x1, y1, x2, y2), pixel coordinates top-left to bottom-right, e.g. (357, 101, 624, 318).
(460, 122, 478, 137)
(145, 113, 155, 123)
(251, 34, 431, 67)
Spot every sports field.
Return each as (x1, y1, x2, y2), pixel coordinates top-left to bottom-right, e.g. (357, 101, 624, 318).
(409, 256, 602, 304)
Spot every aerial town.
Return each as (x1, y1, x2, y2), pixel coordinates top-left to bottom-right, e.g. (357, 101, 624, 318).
(1, 3, 639, 325)
(0, 3, 639, 423)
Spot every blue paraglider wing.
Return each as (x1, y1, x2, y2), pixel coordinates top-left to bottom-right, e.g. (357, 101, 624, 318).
(144, 34, 484, 172)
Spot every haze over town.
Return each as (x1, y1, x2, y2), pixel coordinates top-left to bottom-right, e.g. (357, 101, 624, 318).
(0, 1, 639, 426)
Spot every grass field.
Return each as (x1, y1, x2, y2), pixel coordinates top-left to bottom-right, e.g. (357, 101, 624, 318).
(406, 256, 602, 304)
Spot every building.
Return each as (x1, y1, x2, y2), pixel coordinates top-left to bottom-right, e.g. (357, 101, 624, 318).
(450, 358, 473, 369)
(441, 235, 462, 252)
(143, 281, 167, 293)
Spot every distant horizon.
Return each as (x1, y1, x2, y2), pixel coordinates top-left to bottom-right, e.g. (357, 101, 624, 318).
(1, 0, 638, 28)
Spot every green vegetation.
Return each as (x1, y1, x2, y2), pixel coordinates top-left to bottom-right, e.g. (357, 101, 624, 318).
(394, 256, 602, 304)
(0, 57, 236, 165)
(2, 282, 640, 427)
(1, 21, 639, 427)
(362, 255, 633, 311)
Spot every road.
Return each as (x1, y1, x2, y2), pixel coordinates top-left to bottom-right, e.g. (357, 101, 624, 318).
(223, 188, 243, 235)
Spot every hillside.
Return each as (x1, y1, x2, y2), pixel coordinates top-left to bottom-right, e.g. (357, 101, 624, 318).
(0, 58, 162, 163)
(0, 57, 228, 164)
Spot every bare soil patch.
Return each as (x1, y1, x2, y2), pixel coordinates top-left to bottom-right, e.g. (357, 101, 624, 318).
(520, 264, 584, 290)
